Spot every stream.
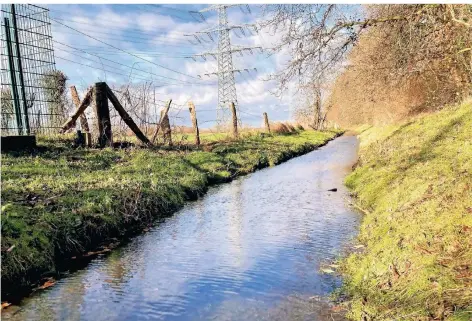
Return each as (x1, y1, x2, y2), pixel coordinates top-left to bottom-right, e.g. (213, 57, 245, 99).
(3, 135, 361, 321)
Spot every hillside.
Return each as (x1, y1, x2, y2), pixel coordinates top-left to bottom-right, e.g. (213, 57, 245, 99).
(342, 99, 472, 320)
(326, 5, 472, 127)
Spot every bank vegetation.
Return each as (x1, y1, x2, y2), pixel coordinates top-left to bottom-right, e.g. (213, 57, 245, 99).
(343, 99, 471, 320)
(1, 129, 341, 301)
(262, 4, 471, 320)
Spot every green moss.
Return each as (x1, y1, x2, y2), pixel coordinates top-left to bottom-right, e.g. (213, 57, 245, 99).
(342, 99, 472, 320)
(1, 129, 341, 297)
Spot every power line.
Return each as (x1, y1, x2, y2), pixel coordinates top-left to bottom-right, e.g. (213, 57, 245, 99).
(55, 56, 215, 90)
(56, 56, 156, 82)
(239, 71, 262, 92)
(133, 4, 191, 22)
(55, 48, 174, 86)
(113, 88, 169, 105)
(49, 16, 198, 42)
(147, 4, 195, 15)
(186, 5, 263, 126)
(68, 51, 191, 58)
(53, 28, 199, 49)
(54, 40, 208, 85)
(57, 49, 192, 55)
(50, 17, 202, 81)
(55, 44, 194, 55)
(50, 16, 214, 51)
(51, 25, 195, 47)
(48, 6, 190, 26)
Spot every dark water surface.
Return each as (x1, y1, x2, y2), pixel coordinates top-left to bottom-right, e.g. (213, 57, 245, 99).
(3, 136, 360, 321)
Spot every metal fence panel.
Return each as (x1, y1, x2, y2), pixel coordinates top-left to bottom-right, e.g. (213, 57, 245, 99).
(1, 4, 57, 136)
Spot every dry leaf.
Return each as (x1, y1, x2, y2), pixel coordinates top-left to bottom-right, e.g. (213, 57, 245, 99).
(84, 248, 111, 257)
(38, 280, 55, 289)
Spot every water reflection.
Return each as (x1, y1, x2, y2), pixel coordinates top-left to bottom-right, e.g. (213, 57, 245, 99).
(3, 136, 360, 321)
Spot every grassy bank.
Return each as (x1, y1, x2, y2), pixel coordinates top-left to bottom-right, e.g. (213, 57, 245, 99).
(1, 130, 340, 300)
(342, 99, 472, 320)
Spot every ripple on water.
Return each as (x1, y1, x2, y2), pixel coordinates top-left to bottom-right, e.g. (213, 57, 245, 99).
(2, 136, 360, 321)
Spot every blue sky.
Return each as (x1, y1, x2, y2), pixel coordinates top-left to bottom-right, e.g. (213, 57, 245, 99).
(48, 4, 298, 128)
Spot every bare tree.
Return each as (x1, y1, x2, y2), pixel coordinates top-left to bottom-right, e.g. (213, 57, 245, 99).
(294, 81, 327, 130)
(262, 4, 471, 95)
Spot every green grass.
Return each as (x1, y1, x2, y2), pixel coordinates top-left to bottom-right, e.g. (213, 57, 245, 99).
(173, 132, 229, 144)
(1, 129, 341, 298)
(342, 99, 472, 320)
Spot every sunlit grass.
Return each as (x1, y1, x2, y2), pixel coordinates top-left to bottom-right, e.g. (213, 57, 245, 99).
(342, 98, 472, 320)
(1, 129, 342, 295)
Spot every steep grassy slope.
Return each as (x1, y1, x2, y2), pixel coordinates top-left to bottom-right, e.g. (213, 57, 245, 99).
(343, 99, 472, 320)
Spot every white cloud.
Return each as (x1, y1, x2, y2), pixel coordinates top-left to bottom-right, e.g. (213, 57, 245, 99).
(136, 13, 177, 32)
(51, 4, 305, 126)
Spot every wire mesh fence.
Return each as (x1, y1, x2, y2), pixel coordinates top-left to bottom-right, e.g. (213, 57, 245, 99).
(1, 4, 57, 136)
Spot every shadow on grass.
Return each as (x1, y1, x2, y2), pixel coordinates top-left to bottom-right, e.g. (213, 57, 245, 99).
(362, 110, 469, 206)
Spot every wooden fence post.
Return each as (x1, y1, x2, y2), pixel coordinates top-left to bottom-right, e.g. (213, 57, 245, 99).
(60, 86, 93, 132)
(105, 85, 152, 146)
(188, 101, 200, 146)
(94, 82, 113, 148)
(230, 102, 238, 138)
(151, 99, 172, 144)
(160, 110, 172, 146)
(263, 112, 270, 133)
(70, 85, 90, 132)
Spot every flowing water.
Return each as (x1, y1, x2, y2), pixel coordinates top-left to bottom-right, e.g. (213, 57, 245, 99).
(3, 136, 361, 321)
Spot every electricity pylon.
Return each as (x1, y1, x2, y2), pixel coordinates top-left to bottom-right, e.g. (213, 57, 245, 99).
(186, 4, 262, 126)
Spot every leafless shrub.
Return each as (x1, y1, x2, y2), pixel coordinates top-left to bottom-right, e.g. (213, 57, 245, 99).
(42, 70, 69, 127)
(271, 122, 297, 134)
(294, 82, 328, 130)
(285, 123, 296, 132)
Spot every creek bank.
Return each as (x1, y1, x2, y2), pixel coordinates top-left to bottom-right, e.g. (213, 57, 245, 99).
(1, 130, 342, 302)
(341, 99, 472, 320)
